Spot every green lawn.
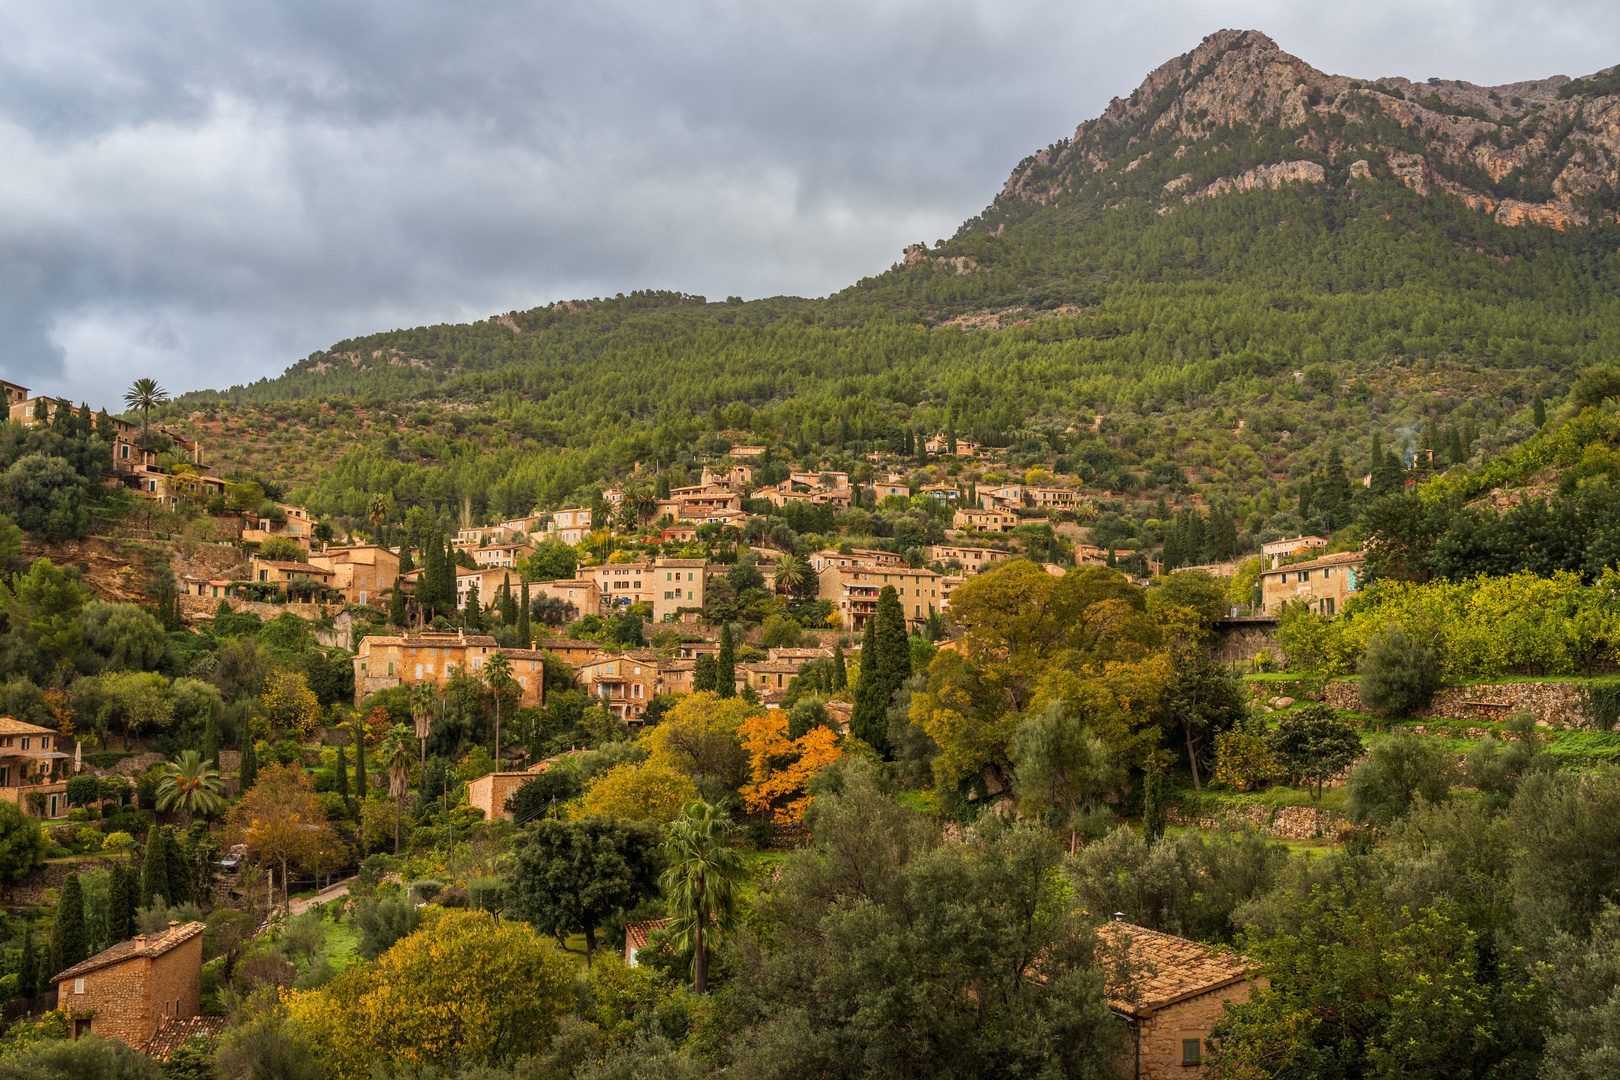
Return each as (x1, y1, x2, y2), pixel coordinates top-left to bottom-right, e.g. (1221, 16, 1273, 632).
(323, 921, 361, 972)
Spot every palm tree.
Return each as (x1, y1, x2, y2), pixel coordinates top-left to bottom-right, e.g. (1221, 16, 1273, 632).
(408, 681, 437, 769)
(122, 378, 169, 452)
(660, 801, 746, 993)
(367, 495, 391, 541)
(483, 651, 516, 766)
(378, 724, 415, 855)
(773, 553, 806, 595)
(615, 499, 638, 534)
(634, 491, 659, 524)
(155, 751, 226, 822)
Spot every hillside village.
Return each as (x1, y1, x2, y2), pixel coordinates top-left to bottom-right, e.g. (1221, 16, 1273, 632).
(10, 23, 1620, 1080)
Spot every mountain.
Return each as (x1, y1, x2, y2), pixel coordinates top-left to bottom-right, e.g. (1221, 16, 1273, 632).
(161, 33, 1620, 539)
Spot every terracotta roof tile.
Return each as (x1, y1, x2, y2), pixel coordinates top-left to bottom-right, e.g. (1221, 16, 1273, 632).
(0, 716, 58, 736)
(53, 921, 205, 983)
(142, 1016, 227, 1060)
(1094, 922, 1250, 1017)
(625, 917, 671, 957)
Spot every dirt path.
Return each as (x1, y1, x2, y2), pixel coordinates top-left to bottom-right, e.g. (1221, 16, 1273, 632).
(288, 877, 356, 916)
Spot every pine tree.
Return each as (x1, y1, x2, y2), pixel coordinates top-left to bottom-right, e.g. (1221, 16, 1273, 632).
(239, 735, 258, 791)
(354, 720, 368, 798)
(16, 920, 37, 998)
(715, 624, 736, 699)
(140, 826, 170, 910)
(517, 582, 531, 645)
(334, 740, 349, 801)
(832, 644, 848, 690)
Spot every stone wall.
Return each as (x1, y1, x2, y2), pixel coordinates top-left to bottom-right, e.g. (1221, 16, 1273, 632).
(1211, 620, 1287, 668)
(1323, 679, 1592, 728)
(1136, 981, 1254, 1078)
(177, 595, 334, 624)
(2, 859, 95, 908)
(1168, 803, 1344, 839)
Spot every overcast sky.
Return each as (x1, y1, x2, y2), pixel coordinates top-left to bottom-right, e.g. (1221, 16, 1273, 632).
(1, 1, 1616, 402)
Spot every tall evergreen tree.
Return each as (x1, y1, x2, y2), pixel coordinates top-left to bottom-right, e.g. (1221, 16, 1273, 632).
(439, 536, 457, 612)
(354, 720, 368, 798)
(499, 575, 518, 625)
(517, 582, 531, 645)
(334, 740, 349, 801)
(239, 734, 258, 791)
(851, 586, 910, 754)
(163, 826, 192, 906)
(109, 863, 136, 942)
(832, 644, 848, 691)
(16, 920, 37, 998)
(1533, 388, 1546, 428)
(398, 543, 414, 575)
(55, 872, 87, 973)
(139, 826, 170, 910)
(715, 624, 736, 699)
(464, 582, 482, 630)
(202, 711, 221, 772)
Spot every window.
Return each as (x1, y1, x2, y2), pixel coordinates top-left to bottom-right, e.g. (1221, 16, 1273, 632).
(21, 738, 29, 751)
(40, 737, 48, 749)
(74, 979, 85, 995)
(1181, 1038, 1203, 1065)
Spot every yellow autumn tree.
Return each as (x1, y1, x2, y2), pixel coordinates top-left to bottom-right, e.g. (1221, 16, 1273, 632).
(576, 761, 699, 823)
(642, 691, 755, 789)
(259, 670, 323, 736)
(287, 909, 576, 1080)
(738, 711, 843, 824)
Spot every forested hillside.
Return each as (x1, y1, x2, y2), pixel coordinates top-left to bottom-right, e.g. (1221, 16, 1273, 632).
(147, 32, 1620, 541)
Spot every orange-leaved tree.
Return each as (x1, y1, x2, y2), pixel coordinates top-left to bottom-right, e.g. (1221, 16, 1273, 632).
(226, 762, 340, 913)
(738, 712, 843, 824)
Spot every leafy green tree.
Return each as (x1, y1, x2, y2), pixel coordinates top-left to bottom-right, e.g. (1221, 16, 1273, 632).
(714, 624, 735, 699)
(1357, 623, 1444, 718)
(1573, 365, 1620, 410)
(506, 769, 582, 824)
(0, 1030, 165, 1077)
(661, 801, 745, 994)
(1465, 711, 1557, 810)
(1345, 734, 1458, 826)
(239, 732, 258, 791)
(0, 802, 46, 882)
(0, 456, 92, 541)
(351, 719, 366, 798)
(1161, 649, 1246, 789)
(1267, 704, 1364, 802)
(2, 557, 92, 678)
(78, 601, 173, 674)
(506, 816, 664, 966)
(352, 894, 422, 962)
(1010, 701, 1124, 850)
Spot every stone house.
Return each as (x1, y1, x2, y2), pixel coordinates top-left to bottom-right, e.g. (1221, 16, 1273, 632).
(247, 557, 335, 599)
(307, 544, 399, 607)
(817, 564, 942, 632)
(808, 548, 902, 572)
(0, 716, 69, 809)
(535, 637, 605, 668)
(928, 544, 1009, 571)
(952, 508, 1018, 533)
(624, 918, 671, 967)
(529, 578, 601, 622)
(581, 561, 653, 611)
(1095, 921, 1256, 1079)
(1261, 534, 1327, 568)
(1259, 550, 1364, 617)
(53, 921, 205, 1046)
(576, 652, 660, 722)
(652, 558, 708, 623)
(352, 631, 545, 708)
(546, 508, 593, 545)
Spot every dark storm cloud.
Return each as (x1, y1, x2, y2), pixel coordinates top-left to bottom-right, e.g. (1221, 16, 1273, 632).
(0, 1, 1615, 400)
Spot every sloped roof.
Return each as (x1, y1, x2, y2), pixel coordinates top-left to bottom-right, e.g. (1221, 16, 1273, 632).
(0, 716, 57, 737)
(252, 559, 329, 574)
(53, 921, 205, 983)
(1261, 549, 1365, 577)
(1094, 922, 1250, 1017)
(142, 1016, 227, 1060)
(625, 917, 671, 956)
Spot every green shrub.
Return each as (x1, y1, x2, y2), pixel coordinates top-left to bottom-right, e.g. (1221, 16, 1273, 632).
(1356, 624, 1443, 718)
(1345, 734, 1458, 826)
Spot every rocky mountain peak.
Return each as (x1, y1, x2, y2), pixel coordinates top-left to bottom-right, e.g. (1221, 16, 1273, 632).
(990, 30, 1620, 232)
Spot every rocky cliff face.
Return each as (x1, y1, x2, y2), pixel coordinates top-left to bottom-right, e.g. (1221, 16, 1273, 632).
(994, 29, 1620, 230)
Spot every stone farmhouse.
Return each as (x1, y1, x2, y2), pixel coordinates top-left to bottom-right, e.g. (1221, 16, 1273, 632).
(1095, 920, 1257, 1079)
(53, 921, 206, 1046)
(1259, 550, 1364, 617)
(352, 631, 546, 708)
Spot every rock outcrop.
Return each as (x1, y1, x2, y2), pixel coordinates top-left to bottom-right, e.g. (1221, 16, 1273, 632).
(995, 29, 1620, 230)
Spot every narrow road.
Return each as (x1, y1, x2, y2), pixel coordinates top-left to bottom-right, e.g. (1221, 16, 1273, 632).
(287, 877, 356, 916)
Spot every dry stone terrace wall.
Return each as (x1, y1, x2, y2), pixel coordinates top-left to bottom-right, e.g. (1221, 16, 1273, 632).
(1168, 803, 1344, 839)
(1322, 680, 1592, 728)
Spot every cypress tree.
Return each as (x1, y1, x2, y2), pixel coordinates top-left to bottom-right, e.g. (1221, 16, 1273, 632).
(832, 644, 848, 691)
(1143, 760, 1166, 845)
(163, 826, 192, 906)
(239, 735, 258, 791)
(140, 826, 170, 910)
(334, 740, 349, 801)
(693, 654, 717, 692)
(56, 873, 87, 972)
(850, 586, 910, 755)
(421, 539, 440, 617)
(517, 582, 531, 645)
(354, 720, 368, 797)
(715, 624, 736, 699)
(849, 614, 884, 750)
(398, 543, 414, 575)
(441, 536, 457, 612)
(109, 864, 136, 942)
(389, 584, 407, 627)
(499, 575, 517, 625)
(17, 920, 38, 998)
(95, 408, 112, 441)
(1533, 388, 1546, 428)
(202, 711, 221, 771)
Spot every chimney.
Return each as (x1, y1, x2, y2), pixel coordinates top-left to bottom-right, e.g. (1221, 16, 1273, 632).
(1113, 912, 1125, 922)
(168, 920, 179, 929)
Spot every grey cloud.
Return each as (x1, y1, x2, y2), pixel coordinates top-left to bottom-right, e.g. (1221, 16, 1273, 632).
(0, 0, 1616, 401)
